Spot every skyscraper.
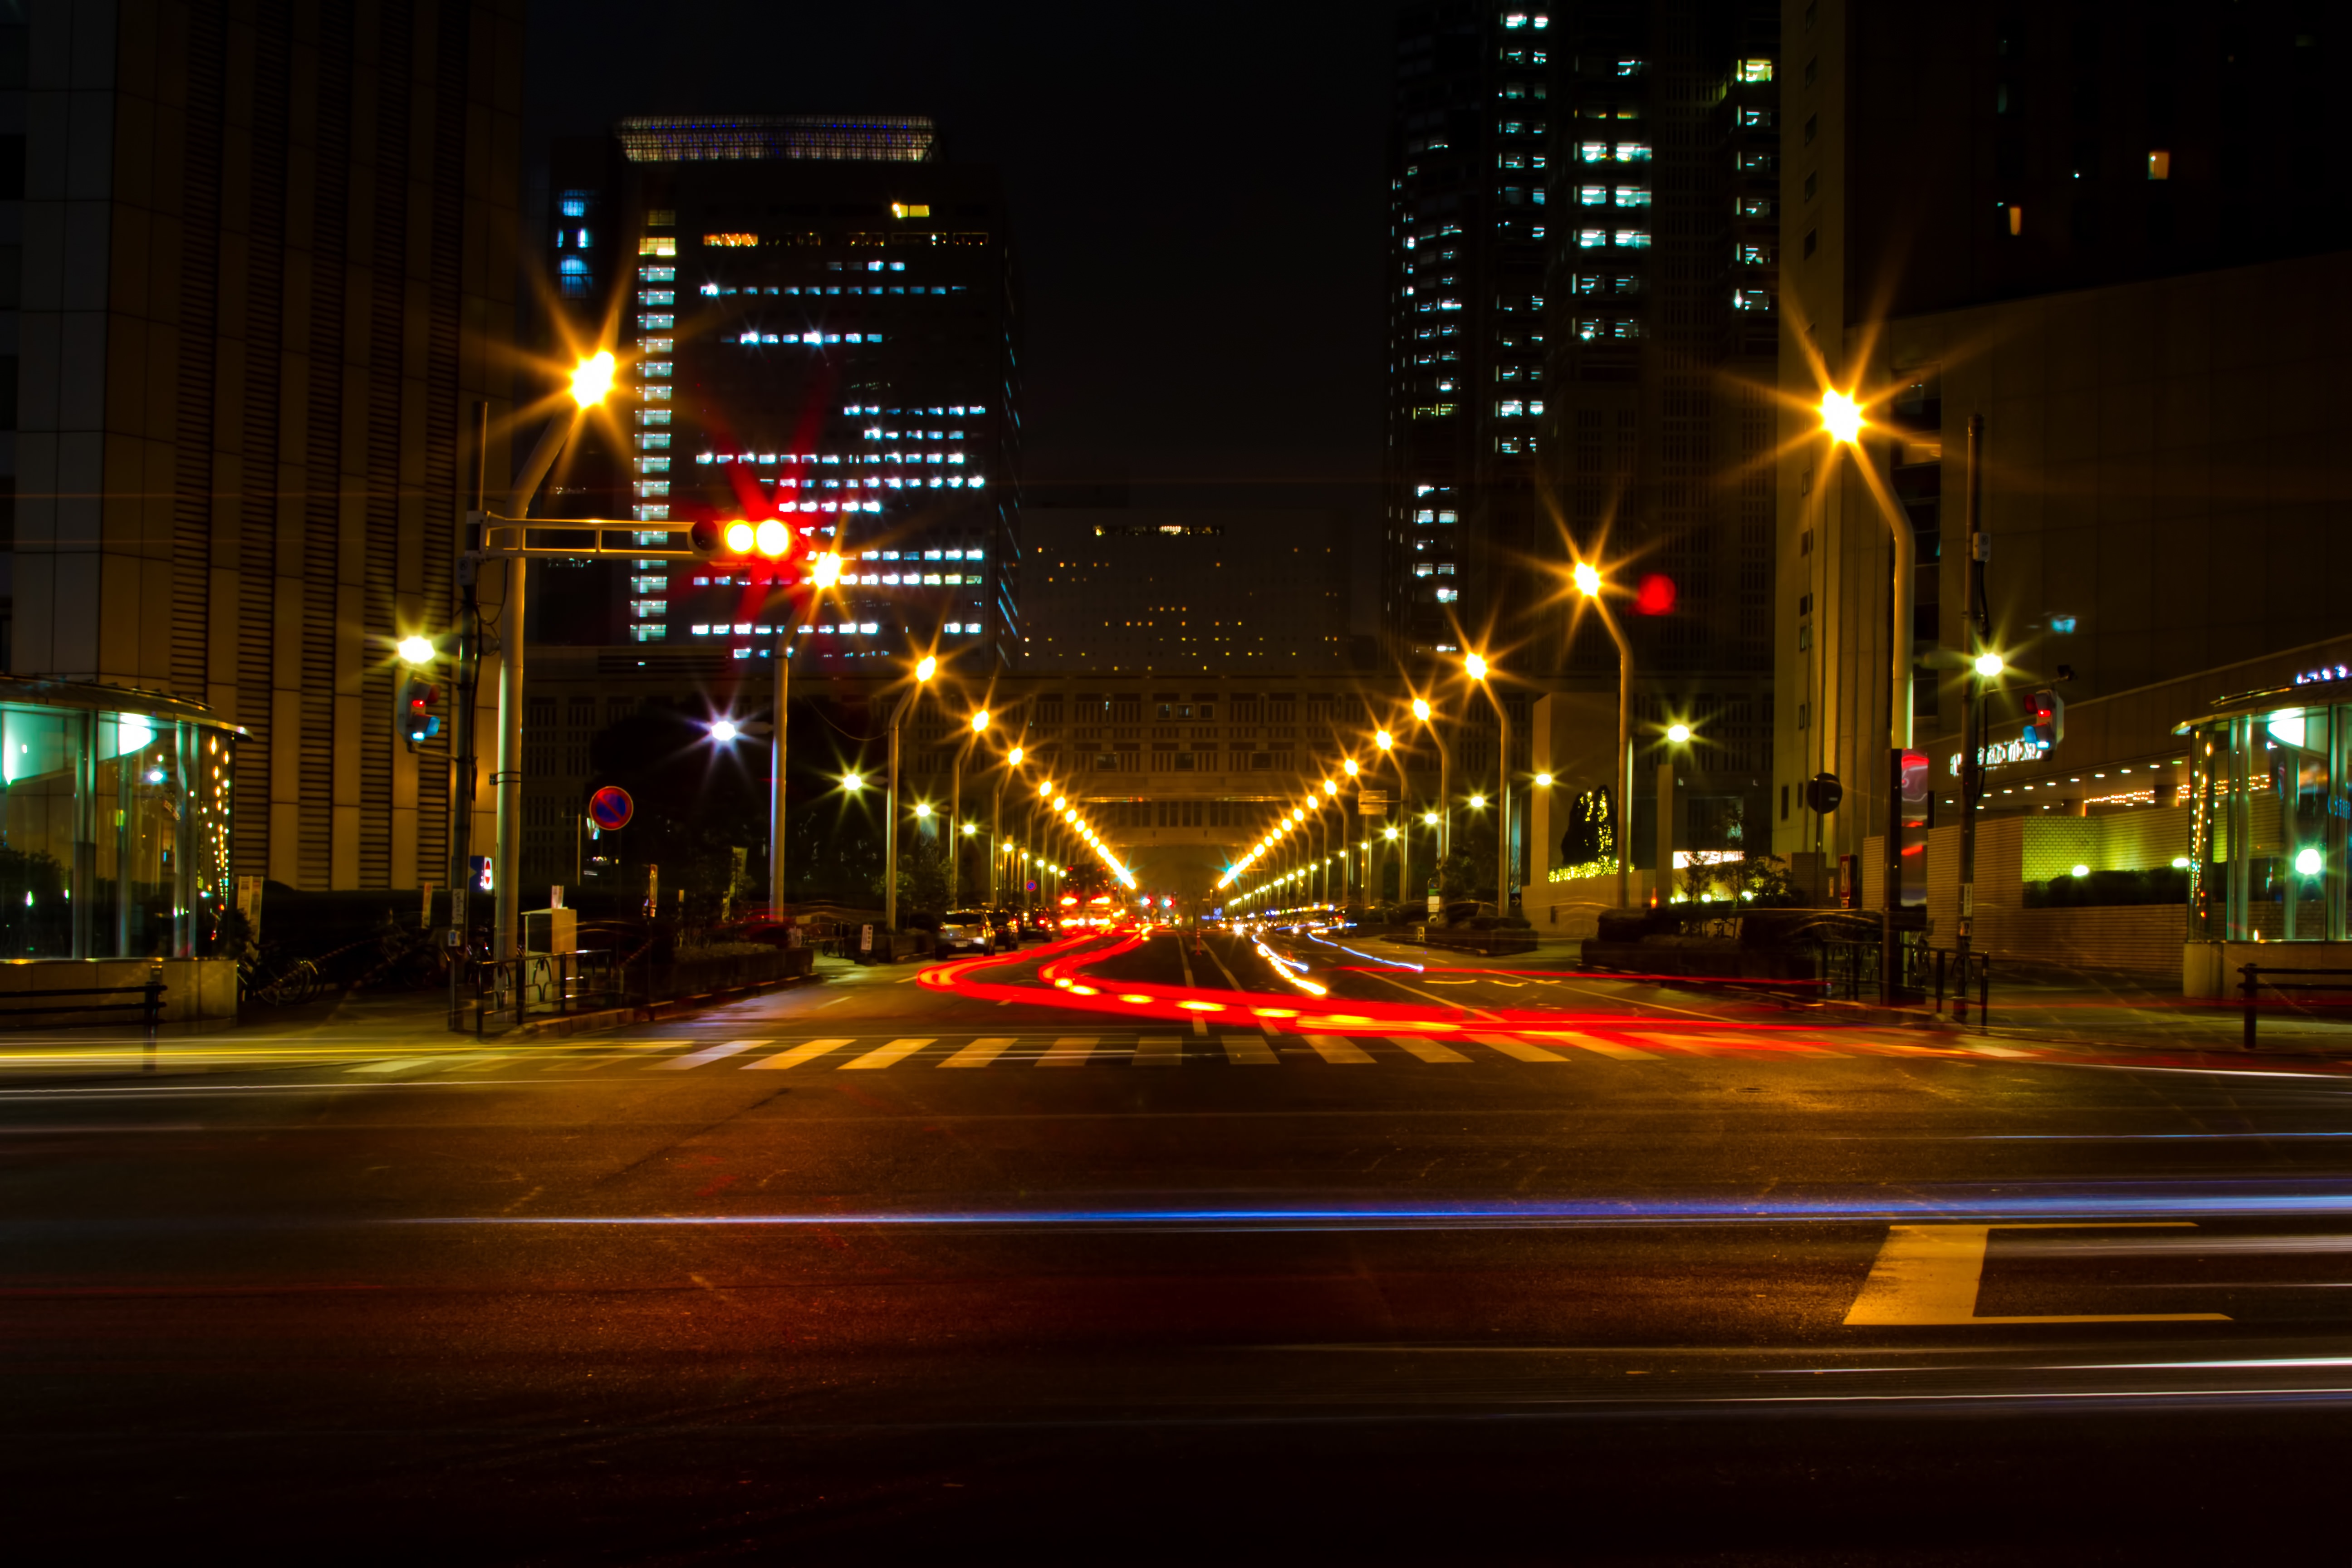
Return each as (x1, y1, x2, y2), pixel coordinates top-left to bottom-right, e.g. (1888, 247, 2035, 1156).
(570, 115, 1022, 672)
(6, 0, 522, 891)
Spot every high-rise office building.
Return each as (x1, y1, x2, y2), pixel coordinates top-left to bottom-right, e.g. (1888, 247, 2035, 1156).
(1383, 2, 1781, 897)
(6, 0, 521, 891)
(557, 115, 1021, 673)
(1383, 4, 1555, 662)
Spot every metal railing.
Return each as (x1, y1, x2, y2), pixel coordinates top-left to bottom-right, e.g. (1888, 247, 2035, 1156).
(1936, 949, 1992, 1027)
(2236, 962, 2352, 1050)
(453, 949, 622, 1036)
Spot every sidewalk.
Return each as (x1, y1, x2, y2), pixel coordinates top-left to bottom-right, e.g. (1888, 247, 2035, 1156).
(0, 960, 843, 1080)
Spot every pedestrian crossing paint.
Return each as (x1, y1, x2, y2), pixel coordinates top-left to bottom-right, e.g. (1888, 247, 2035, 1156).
(1304, 1034, 1375, 1064)
(1469, 1034, 1574, 1064)
(743, 1037, 854, 1070)
(840, 1038, 936, 1070)
(656, 1040, 760, 1071)
(1524, 1031, 1656, 1061)
(1387, 1036, 1471, 1063)
(390, 1028, 2051, 1078)
(941, 1036, 1018, 1068)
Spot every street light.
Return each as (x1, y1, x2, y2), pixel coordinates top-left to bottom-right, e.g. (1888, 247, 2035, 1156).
(946, 707, 990, 907)
(1572, 555, 1636, 911)
(843, 771, 864, 791)
(1666, 723, 1691, 745)
(1410, 695, 1451, 866)
(709, 719, 739, 745)
(883, 654, 938, 932)
(1974, 652, 2004, 679)
(1466, 651, 1512, 914)
(488, 349, 615, 958)
(1818, 389, 1863, 444)
(397, 635, 435, 667)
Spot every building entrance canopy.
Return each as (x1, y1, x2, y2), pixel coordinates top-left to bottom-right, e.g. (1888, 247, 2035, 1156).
(0, 679, 240, 960)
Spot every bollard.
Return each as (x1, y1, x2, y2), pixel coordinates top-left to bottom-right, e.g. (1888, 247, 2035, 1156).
(142, 962, 164, 1074)
(2242, 962, 2259, 1051)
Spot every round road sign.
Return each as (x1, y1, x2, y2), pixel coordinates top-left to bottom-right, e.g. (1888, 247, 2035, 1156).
(587, 785, 635, 831)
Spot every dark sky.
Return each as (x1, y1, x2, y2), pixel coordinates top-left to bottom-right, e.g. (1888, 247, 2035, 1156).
(524, 0, 1410, 630)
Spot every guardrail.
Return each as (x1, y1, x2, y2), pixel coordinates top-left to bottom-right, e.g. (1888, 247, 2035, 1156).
(2236, 962, 2352, 1050)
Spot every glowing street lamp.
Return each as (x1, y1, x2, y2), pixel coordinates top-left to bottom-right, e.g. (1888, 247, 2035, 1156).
(1818, 389, 1863, 444)
(883, 653, 939, 932)
(708, 719, 739, 745)
(1465, 651, 1512, 913)
(397, 635, 435, 667)
(1571, 556, 1636, 911)
(1974, 652, 2005, 679)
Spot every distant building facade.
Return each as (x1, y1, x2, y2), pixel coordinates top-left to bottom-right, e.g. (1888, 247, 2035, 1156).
(1020, 509, 1348, 672)
(536, 114, 1023, 671)
(6, 0, 523, 892)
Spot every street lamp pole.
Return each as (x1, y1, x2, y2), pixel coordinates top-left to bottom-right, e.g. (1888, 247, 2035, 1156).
(882, 656, 937, 933)
(492, 350, 613, 960)
(1574, 563, 1637, 910)
(1957, 414, 1990, 1022)
(1467, 654, 1510, 914)
(1412, 698, 1450, 866)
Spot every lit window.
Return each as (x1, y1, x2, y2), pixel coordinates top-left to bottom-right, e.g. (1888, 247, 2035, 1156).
(557, 256, 589, 298)
(1739, 196, 1774, 217)
(559, 193, 589, 218)
(1414, 563, 1434, 578)
(1739, 59, 1773, 83)
(1617, 59, 1643, 75)
(1578, 185, 1608, 206)
(1613, 230, 1651, 248)
(1497, 399, 1524, 416)
(1616, 144, 1652, 163)
(1579, 141, 1610, 163)
(638, 236, 676, 256)
(1615, 186, 1651, 207)
(2147, 149, 2171, 180)
(1577, 228, 1609, 248)
(1435, 587, 1460, 602)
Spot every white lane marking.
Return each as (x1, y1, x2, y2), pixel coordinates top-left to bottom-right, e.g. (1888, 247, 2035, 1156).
(1525, 1031, 1656, 1061)
(1386, 1035, 1471, 1063)
(1303, 1034, 1375, 1064)
(840, 1038, 935, 1070)
(1964, 1043, 2035, 1058)
(656, 1040, 762, 1071)
(1220, 1034, 1278, 1065)
(941, 1036, 1018, 1068)
(348, 1058, 435, 1076)
(1176, 940, 1209, 1036)
(1134, 1035, 1184, 1067)
(1468, 1034, 1573, 1064)
(1037, 1036, 1098, 1067)
(744, 1038, 855, 1070)
(1357, 967, 1503, 1020)
(1844, 1222, 2232, 1326)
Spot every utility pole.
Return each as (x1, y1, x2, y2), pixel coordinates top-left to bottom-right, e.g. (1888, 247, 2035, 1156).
(769, 631, 788, 918)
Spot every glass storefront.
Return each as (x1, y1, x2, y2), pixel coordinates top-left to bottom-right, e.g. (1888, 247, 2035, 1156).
(0, 682, 238, 959)
(2181, 690, 2350, 942)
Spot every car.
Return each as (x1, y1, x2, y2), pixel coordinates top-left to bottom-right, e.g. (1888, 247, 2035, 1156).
(1020, 909, 1060, 942)
(983, 908, 1018, 949)
(934, 911, 996, 956)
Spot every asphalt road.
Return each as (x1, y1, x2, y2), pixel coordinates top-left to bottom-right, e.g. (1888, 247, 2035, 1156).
(8, 927, 2352, 1561)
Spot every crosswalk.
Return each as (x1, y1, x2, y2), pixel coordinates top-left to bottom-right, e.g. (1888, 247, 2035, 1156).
(343, 1029, 2038, 1078)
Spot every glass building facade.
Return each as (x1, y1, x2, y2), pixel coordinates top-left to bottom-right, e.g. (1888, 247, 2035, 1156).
(0, 681, 239, 960)
(2180, 679, 2352, 944)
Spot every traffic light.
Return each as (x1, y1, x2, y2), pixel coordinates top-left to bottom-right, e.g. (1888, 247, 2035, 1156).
(2024, 687, 2065, 748)
(688, 516, 795, 560)
(398, 678, 441, 750)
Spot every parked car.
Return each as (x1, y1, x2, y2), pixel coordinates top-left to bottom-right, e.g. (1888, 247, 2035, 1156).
(935, 911, 995, 956)
(983, 908, 1018, 951)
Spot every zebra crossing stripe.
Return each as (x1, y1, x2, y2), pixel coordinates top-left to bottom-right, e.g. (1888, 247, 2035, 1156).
(1304, 1034, 1375, 1064)
(1220, 1034, 1278, 1064)
(1037, 1037, 1098, 1067)
(841, 1038, 936, 1070)
(1387, 1036, 1471, 1063)
(941, 1037, 1018, 1068)
(655, 1040, 759, 1071)
(1525, 1031, 1657, 1061)
(1469, 1034, 1573, 1063)
(1134, 1036, 1183, 1067)
(744, 1038, 854, 1070)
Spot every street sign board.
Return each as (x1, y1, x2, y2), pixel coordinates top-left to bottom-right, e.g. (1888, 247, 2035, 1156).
(588, 785, 635, 831)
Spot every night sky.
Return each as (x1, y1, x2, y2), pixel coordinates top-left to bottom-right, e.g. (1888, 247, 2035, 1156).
(524, 0, 1412, 632)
